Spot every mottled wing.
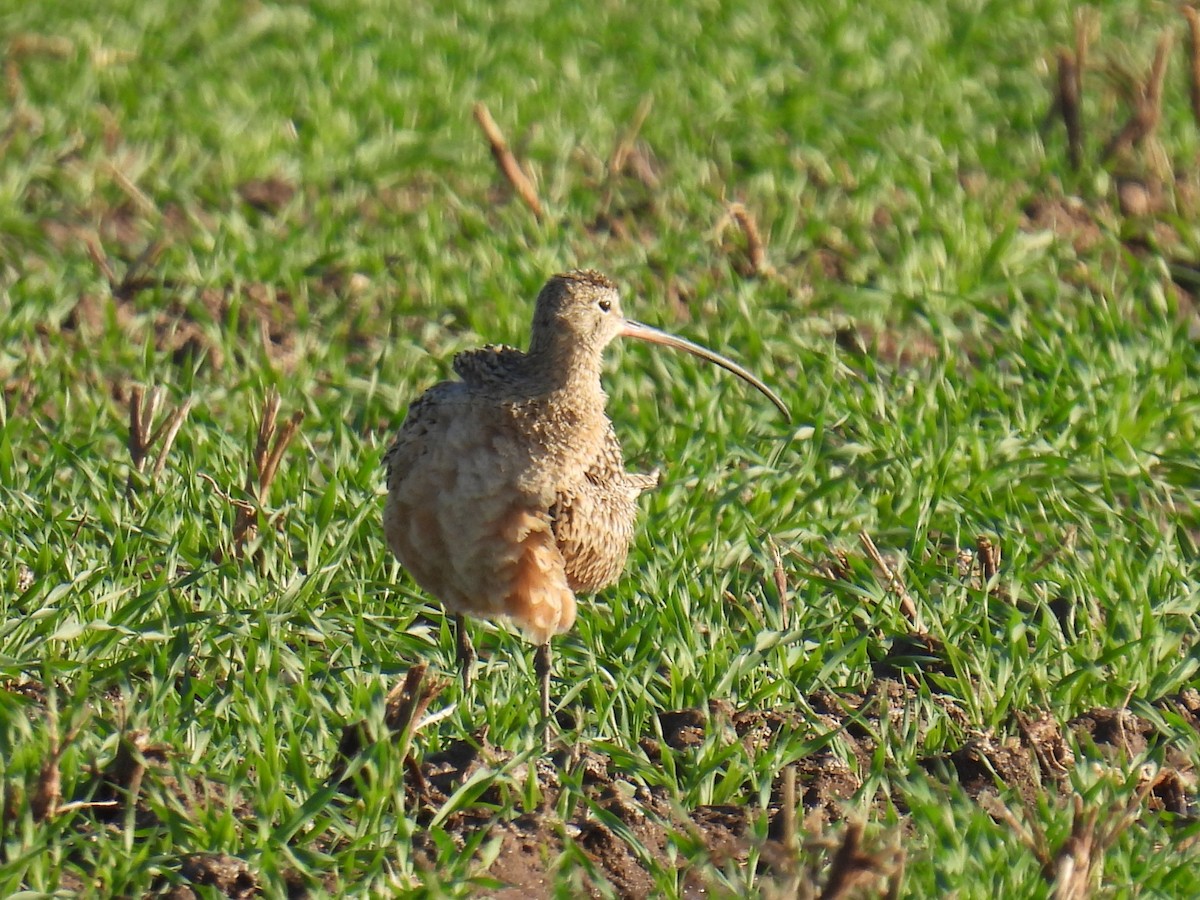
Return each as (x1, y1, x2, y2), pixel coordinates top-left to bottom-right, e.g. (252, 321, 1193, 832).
(551, 422, 659, 593)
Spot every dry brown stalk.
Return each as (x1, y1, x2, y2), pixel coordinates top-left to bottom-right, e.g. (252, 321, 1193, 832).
(1147, 32, 1173, 116)
(976, 535, 1001, 582)
(83, 233, 118, 286)
(610, 95, 654, 179)
(858, 531, 922, 630)
(884, 851, 905, 900)
(1053, 795, 1101, 900)
(599, 94, 656, 215)
(982, 794, 1054, 870)
(473, 102, 543, 221)
(7, 34, 74, 58)
(1039, 10, 1092, 142)
(385, 662, 448, 740)
(725, 202, 774, 277)
(1102, 31, 1173, 162)
(988, 777, 1163, 898)
(1074, 7, 1095, 98)
(626, 146, 660, 190)
(5, 58, 23, 105)
(817, 822, 895, 900)
(127, 385, 192, 495)
(232, 389, 304, 546)
(1185, 7, 1200, 127)
(259, 413, 304, 500)
(30, 700, 84, 823)
(128, 385, 164, 473)
(329, 663, 447, 795)
(1056, 49, 1084, 170)
(769, 538, 789, 628)
(105, 160, 157, 218)
(150, 400, 192, 480)
(780, 764, 798, 852)
(30, 746, 62, 823)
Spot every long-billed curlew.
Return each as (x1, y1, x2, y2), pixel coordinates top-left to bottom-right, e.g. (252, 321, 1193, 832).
(383, 270, 788, 745)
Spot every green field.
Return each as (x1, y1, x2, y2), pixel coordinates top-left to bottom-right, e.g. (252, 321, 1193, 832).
(3, 0, 1199, 895)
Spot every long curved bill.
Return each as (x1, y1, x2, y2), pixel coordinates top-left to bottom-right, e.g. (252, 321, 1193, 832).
(619, 319, 791, 421)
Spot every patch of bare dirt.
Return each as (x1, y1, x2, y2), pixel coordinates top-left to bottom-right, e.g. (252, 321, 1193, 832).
(1161, 688, 1200, 733)
(834, 321, 943, 369)
(237, 177, 297, 215)
(177, 854, 258, 899)
(1020, 195, 1108, 254)
(933, 734, 1045, 807)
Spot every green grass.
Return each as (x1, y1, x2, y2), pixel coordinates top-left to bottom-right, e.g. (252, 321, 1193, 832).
(3, 0, 1200, 895)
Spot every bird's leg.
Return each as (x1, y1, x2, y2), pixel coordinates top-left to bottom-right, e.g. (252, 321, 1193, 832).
(455, 614, 476, 693)
(534, 641, 552, 751)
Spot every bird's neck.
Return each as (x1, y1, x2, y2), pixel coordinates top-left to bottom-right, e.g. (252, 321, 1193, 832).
(508, 348, 610, 453)
(523, 346, 607, 408)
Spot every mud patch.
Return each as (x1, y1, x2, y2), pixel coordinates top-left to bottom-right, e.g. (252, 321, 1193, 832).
(932, 734, 1044, 806)
(177, 854, 258, 899)
(1020, 195, 1108, 255)
(834, 321, 943, 369)
(238, 177, 298, 215)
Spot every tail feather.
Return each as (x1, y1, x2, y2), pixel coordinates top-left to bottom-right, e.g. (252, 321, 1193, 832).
(502, 509, 577, 644)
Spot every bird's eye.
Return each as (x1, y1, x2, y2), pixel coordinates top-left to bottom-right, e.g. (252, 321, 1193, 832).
(598, 299, 612, 313)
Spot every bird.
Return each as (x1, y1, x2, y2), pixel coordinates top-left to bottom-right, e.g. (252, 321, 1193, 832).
(383, 269, 789, 746)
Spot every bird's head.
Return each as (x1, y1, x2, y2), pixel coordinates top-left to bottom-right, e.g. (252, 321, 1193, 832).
(529, 269, 626, 356)
(528, 269, 790, 420)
